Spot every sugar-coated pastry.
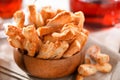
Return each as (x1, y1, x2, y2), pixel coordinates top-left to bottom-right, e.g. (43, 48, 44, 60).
(14, 10, 25, 28)
(28, 5, 44, 28)
(22, 25, 42, 56)
(37, 41, 69, 59)
(78, 64, 97, 77)
(90, 53, 110, 64)
(95, 63, 112, 73)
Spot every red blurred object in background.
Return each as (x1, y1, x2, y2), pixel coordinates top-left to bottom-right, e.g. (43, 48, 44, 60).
(0, 0, 22, 19)
(70, 0, 120, 31)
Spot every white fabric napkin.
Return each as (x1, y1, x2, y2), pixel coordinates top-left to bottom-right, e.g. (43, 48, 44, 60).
(90, 25, 120, 53)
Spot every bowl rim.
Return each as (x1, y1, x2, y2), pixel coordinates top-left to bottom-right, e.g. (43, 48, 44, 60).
(16, 48, 84, 61)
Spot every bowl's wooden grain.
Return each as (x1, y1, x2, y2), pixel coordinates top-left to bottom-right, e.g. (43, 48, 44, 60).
(14, 49, 85, 79)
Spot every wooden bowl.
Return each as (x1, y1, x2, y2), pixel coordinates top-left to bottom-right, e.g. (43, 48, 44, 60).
(13, 49, 85, 79)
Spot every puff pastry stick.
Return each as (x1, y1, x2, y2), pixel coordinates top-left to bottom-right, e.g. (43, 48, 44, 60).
(40, 6, 56, 24)
(37, 41, 69, 59)
(22, 25, 42, 56)
(47, 11, 72, 27)
(28, 5, 44, 28)
(6, 25, 25, 48)
(43, 34, 57, 43)
(63, 40, 81, 58)
(76, 32, 88, 48)
(86, 45, 101, 55)
(14, 10, 25, 28)
(72, 11, 85, 31)
(78, 64, 97, 77)
(52, 23, 78, 41)
(37, 26, 61, 37)
(95, 63, 112, 73)
(90, 53, 110, 64)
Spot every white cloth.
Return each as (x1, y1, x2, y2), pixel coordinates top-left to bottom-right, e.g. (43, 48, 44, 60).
(91, 26, 120, 53)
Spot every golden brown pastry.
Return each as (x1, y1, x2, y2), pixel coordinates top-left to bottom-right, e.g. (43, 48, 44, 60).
(78, 64, 97, 77)
(71, 11, 85, 31)
(86, 45, 101, 55)
(62, 25, 88, 58)
(63, 40, 81, 58)
(95, 63, 112, 73)
(43, 34, 57, 43)
(76, 32, 88, 48)
(22, 25, 42, 56)
(28, 5, 44, 28)
(52, 23, 77, 41)
(40, 6, 56, 24)
(5, 25, 25, 48)
(37, 41, 69, 59)
(37, 25, 61, 37)
(14, 10, 25, 28)
(90, 53, 110, 64)
(46, 11, 72, 27)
